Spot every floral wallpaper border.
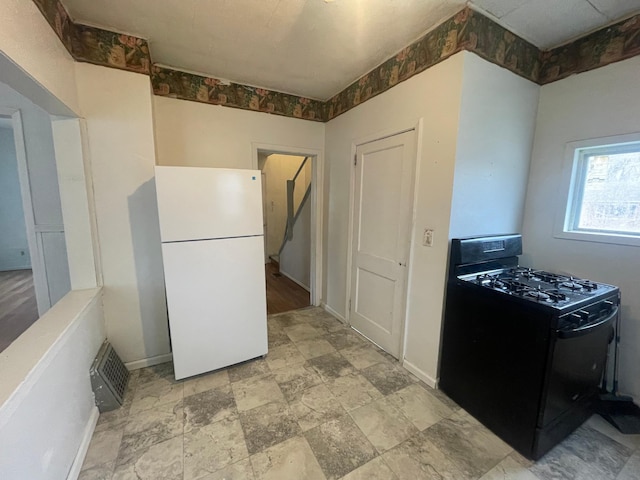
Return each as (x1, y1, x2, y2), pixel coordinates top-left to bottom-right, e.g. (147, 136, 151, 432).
(151, 66, 325, 122)
(32, 0, 151, 75)
(31, 0, 640, 122)
(539, 14, 640, 84)
(325, 8, 540, 120)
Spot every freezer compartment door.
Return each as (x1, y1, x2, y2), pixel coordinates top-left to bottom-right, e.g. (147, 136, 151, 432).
(155, 166, 263, 242)
(162, 236, 267, 379)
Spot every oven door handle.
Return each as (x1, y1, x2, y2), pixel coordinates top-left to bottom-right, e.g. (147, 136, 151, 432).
(557, 306, 618, 339)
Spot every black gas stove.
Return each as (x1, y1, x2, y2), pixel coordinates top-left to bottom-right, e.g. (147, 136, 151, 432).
(439, 234, 619, 460)
(459, 267, 618, 310)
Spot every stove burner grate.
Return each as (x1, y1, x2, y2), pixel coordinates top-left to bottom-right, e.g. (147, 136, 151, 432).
(525, 290, 550, 300)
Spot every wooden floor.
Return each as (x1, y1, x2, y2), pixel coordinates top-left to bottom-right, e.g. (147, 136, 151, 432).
(265, 262, 310, 315)
(0, 269, 39, 353)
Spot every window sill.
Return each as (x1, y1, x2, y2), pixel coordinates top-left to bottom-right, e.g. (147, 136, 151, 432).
(554, 230, 640, 248)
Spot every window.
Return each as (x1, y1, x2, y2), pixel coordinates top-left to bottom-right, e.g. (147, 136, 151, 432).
(556, 134, 640, 247)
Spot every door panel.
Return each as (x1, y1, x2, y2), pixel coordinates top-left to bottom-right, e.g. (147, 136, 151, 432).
(162, 236, 268, 379)
(155, 166, 263, 242)
(356, 269, 395, 333)
(350, 130, 416, 358)
(358, 146, 403, 259)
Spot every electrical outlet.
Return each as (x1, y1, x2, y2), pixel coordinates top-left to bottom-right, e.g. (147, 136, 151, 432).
(423, 228, 434, 247)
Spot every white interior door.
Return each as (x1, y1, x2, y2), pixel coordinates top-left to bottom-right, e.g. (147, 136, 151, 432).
(349, 130, 416, 358)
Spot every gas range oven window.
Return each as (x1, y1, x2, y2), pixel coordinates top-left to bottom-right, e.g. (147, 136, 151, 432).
(555, 133, 640, 247)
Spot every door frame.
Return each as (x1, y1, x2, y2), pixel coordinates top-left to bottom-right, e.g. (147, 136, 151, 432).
(252, 143, 324, 307)
(0, 107, 49, 314)
(345, 120, 423, 360)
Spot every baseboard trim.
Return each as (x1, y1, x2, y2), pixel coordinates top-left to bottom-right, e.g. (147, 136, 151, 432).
(67, 406, 99, 480)
(279, 269, 311, 292)
(402, 359, 437, 388)
(125, 352, 173, 370)
(321, 302, 346, 323)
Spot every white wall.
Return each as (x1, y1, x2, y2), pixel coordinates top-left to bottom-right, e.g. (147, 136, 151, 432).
(262, 154, 308, 257)
(0, 126, 30, 270)
(521, 57, 640, 402)
(281, 194, 311, 289)
(450, 53, 539, 238)
(324, 51, 542, 385)
(76, 63, 170, 366)
(0, 288, 104, 480)
(324, 53, 466, 385)
(0, 81, 71, 312)
(52, 118, 101, 290)
(0, 0, 79, 116)
(0, 7, 107, 479)
(153, 96, 325, 169)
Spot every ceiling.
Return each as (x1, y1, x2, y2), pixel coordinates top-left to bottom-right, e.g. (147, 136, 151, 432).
(61, 0, 640, 100)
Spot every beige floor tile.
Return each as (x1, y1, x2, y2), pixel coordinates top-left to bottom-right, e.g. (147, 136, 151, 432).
(265, 343, 306, 370)
(586, 414, 640, 452)
(136, 363, 176, 386)
(286, 323, 324, 342)
(78, 462, 115, 480)
(423, 409, 512, 478)
(323, 330, 367, 351)
(250, 435, 326, 480)
(272, 362, 323, 401)
(82, 427, 124, 471)
(194, 458, 256, 480)
(304, 415, 377, 480)
(228, 358, 271, 383)
(349, 397, 419, 453)
(361, 362, 415, 396)
(383, 431, 469, 480)
(531, 424, 632, 480)
(295, 338, 337, 360)
(95, 385, 135, 433)
(340, 456, 398, 480)
(238, 401, 301, 455)
(118, 402, 183, 460)
(112, 436, 183, 480)
(183, 417, 249, 480)
(182, 369, 230, 397)
(231, 374, 285, 412)
(130, 378, 184, 415)
(183, 384, 237, 432)
(326, 373, 383, 411)
(289, 383, 346, 431)
(270, 312, 307, 329)
(387, 383, 454, 430)
(307, 352, 356, 382)
(339, 345, 387, 370)
(479, 453, 540, 480)
(617, 451, 640, 480)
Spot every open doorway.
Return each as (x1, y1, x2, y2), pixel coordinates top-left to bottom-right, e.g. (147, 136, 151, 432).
(259, 153, 312, 314)
(0, 118, 38, 352)
(0, 82, 72, 353)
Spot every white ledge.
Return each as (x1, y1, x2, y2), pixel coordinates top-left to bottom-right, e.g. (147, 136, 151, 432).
(0, 287, 102, 424)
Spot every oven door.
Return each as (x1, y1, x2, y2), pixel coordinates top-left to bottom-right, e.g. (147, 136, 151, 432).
(540, 306, 617, 427)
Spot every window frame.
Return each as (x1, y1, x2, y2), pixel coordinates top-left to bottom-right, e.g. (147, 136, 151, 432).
(554, 132, 640, 248)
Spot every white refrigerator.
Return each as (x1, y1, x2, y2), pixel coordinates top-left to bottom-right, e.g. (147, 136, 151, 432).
(155, 166, 268, 380)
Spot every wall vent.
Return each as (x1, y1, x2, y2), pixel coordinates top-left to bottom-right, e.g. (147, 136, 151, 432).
(90, 341, 130, 412)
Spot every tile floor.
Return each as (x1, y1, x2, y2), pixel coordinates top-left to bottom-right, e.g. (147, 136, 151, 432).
(79, 307, 640, 480)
